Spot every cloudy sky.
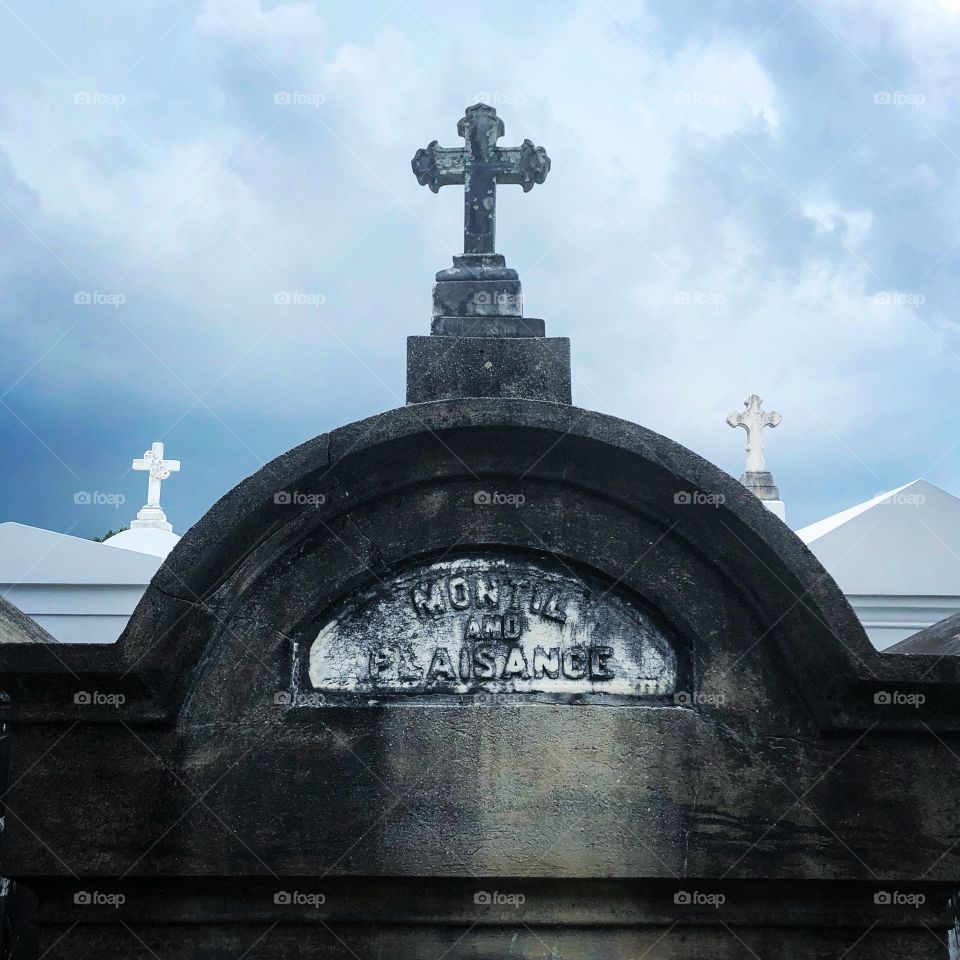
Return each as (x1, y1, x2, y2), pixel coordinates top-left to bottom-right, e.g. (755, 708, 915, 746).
(2, 0, 960, 539)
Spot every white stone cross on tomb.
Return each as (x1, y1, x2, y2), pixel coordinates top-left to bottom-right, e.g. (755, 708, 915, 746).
(131, 442, 180, 530)
(726, 395, 781, 474)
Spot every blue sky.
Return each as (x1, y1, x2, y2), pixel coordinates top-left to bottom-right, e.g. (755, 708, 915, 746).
(2, 0, 960, 538)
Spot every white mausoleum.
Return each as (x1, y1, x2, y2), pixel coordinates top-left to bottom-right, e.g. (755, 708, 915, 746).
(0, 441, 182, 644)
(797, 479, 960, 649)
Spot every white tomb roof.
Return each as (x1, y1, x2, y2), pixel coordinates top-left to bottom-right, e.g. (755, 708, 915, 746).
(0, 522, 162, 584)
(103, 526, 181, 559)
(796, 479, 960, 595)
(795, 479, 960, 648)
(0, 522, 164, 643)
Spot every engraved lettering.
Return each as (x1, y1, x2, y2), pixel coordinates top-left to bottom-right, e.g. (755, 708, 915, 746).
(309, 557, 678, 700)
(370, 650, 393, 678)
(427, 647, 457, 681)
(399, 655, 422, 681)
(448, 576, 470, 609)
(502, 646, 530, 680)
(541, 593, 567, 623)
(506, 579, 527, 608)
(562, 645, 588, 680)
(475, 577, 499, 608)
(590, 645, 615, 680)
(412, 581, 445, 617)
(473, 644, 496, 679)
(533, 646, 560, 680)
(529, 588, 544, 615)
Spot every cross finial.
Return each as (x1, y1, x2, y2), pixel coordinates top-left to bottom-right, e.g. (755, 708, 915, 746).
(412, 103, 550, 255)
(131, 441, 180, 531)
(726, 394, 782, 474)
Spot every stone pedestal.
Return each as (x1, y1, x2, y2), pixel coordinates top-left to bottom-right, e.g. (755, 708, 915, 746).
(407, 253, 570, 404)
(130, 504, 173, 532)
(740, 470, 785, 521)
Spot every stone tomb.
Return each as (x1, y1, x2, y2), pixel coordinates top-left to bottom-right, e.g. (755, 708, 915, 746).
(1, 105, 960, 958)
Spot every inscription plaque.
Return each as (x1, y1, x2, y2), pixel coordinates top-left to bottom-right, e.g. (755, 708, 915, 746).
(306, 557, 677, 701)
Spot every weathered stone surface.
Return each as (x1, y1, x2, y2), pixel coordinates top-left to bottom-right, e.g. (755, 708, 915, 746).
(740, 468, 781, 500)
(0, 595, 56, 645)
(2, 398, 959, 957)
(431, 315, 545, 337)
(406, 336, 571, 402)
(411, 105, 550, 257)
(888, 609, 960, 655)
(407, 106, 569, 402)
(304, 555, 677, 701)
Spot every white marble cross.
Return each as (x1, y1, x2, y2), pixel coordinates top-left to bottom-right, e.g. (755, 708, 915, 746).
(133, 441, 180, 509)
(726, 395, 781, 473)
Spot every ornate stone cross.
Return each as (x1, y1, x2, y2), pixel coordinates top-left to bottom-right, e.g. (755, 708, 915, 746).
(133, 441, 180, 512)
(726, 395, 782, 474)
(412, 103, 551, 255)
